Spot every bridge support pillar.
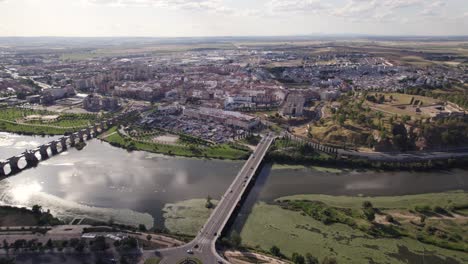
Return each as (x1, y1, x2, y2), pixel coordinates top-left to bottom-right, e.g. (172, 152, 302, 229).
(0, 163, 5, 177)
(69, 134, 76, 147)
(60, 137, 68, 150)
(24, 151, 39, 167)
(93, 125, 99, 136)
(78, 131, 84, 142)
(9, 157, 20, 173)
(50, 141, 59, 155)
(85, 128, 92, 139)
(39, 145, 49, 160)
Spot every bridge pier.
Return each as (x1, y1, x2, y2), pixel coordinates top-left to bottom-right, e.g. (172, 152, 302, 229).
(78, 131, 85, 142)
(39, 145, 49, 160)
(50, 141, 59, 155)
(8, 157, 21, 173)
(69, 134, 76, 147)
(93, 125, 99, 136)
(24, 151, 39, 167)
(60, 137, 68, 150)
(0, 162, 5, 177)
(85, 128, 92, 139)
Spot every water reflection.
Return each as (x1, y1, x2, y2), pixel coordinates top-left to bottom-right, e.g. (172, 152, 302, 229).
(0, 133, 242, 228)
(0, 132, 60, 160)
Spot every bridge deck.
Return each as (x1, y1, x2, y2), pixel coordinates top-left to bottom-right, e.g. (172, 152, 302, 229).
(156, 134, 275, 264)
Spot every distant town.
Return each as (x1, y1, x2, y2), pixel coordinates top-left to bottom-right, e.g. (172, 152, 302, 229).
(0, 36, 467, 264)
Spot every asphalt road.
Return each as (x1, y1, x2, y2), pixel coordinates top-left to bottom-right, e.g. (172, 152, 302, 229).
(146, 134, 276, 264)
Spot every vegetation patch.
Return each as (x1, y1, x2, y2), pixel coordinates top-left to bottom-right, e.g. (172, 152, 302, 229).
(102, 127, 250, 160)
(0, 107, 101, 135)
(0, 205, 62, 227)
(162, 199, 218, 236)
(144, 258, 161, 264)
(238, 201, 468, 264)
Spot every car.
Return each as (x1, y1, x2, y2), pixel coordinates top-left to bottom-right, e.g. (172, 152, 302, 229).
(194, 244, 199, 249)
(186, 249, 194, 254)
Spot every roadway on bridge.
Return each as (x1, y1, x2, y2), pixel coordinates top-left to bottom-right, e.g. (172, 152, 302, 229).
(145, 134, 275, 264)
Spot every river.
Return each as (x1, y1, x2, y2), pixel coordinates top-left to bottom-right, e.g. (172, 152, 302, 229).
(0, 132, 467, 230)
(0, 132, 241, 228)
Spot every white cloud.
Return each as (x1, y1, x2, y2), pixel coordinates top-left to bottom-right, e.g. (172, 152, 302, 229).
(85, 0, 231, 12)
(266, 0, 331, 14)
(329, 0, 451, 23)
(419, 1, 446, 17)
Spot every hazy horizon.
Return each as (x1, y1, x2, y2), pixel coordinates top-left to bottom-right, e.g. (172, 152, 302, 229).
(0, 0, 467, 37)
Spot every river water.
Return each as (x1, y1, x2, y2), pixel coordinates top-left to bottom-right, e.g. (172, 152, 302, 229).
(0, 132, 467, 230)
(0, 133, 241, 228)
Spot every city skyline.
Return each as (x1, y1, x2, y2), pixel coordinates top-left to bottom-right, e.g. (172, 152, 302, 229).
(0, 0, 467, 37)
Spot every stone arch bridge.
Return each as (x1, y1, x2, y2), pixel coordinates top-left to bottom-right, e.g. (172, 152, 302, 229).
(0, 113, 128, 177)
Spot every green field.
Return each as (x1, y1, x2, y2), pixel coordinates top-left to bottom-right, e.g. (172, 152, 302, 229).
(162, 199, 217, 236)
(239, 201, 468, 264)
(0, 107, 99, 135)
(103, 128, 250, 160)
(158, 191, 468, 263)
(271, 164, 344, 173)
(278, 191, 468, 210)
(144, 258, 161, 264)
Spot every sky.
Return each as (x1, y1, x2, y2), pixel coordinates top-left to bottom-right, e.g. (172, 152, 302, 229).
(0, 0, 467, 37)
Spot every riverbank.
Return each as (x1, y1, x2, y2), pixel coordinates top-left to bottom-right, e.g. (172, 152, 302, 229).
(237, 191, 468, 264)
(99, 127, 251, 160)
(269, 138, 468, 171)
(0, 205, 62, 227)
(160, 191, 468, 264)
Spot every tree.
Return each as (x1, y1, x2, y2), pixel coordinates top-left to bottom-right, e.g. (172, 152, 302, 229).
(362, 201, 373, 209)
(120, 256, 129, 264)
(146, 235, 152, 242)
(138, 224, 147, 232)
(3, 240, 9, 250)
(0, 258, 15, 264)
(118, 237, 138, 252)
(46, 239, 53, 250)
(90, 236, 108, 252)
(305, 253, 319, 264)
(292, 252, 305, 264)
(205, 195, 214, 209)
(229, 231, 242, 248)
(32, 205, 42, 215)
(270, 245, 281, 257)
(362, 201, 375, 221)
(385, 215, 395, 223)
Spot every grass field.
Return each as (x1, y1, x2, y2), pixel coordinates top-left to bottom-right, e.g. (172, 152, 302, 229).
(144, 258, 161, 264)
(162, 199, 217, 236)
(159, 191, 468, 263)
(278, 191, 468, 210)
(239, 201, 468, 264)
(103, 128, 250, 160)
(271, 164, 343, 173)
(0, 107, 98, 135)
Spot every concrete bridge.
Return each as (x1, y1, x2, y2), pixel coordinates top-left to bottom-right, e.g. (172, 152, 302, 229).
(146, 134, 276, 264)
(0, 115, 126, 177)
